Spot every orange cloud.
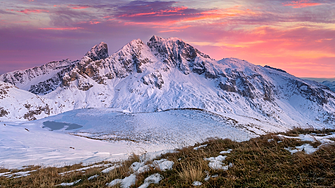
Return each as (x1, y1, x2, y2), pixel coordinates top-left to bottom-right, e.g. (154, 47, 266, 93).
(283, 0, 321, 8)
(186, 26, 335, 78)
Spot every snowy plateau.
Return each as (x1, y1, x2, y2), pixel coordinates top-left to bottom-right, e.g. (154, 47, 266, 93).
(0, 35, 335, 168)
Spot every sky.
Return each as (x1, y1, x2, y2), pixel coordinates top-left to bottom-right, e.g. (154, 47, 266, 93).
(0, 0, 334, 78)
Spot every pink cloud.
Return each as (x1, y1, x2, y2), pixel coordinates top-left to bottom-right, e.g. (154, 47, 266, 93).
(6, 9, 49, 14)
(283, 0, 322, 8)
(39, 27, 82, 31)
(68, 5, 90, 10)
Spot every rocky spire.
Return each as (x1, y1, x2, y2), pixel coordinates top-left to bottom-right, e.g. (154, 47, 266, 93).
(85, 42, 109, 61)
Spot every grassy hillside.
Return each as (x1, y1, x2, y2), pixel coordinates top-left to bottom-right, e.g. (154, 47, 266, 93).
(1, 128, 335, 187)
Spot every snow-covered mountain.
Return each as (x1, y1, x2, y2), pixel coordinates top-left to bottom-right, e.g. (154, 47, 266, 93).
(1, 36, 335, 128)
(0, 59, 78, 95)
(0, 81, 54, 121)
(321, 81, 335, 92)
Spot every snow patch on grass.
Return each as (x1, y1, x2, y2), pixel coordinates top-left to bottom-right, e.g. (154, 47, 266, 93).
(138, 173, 163, 188)
(107, 174, 136, 188)
(101, 165, 120, 174)
(194, 144, 207, 150)
(285, 144, 318, 155)
(220, 149, 232, 154)
(153, 159, 174, 171)
(56, 179, 81, 186)
(204, 155, 231, 170)
(192, 181, 202, 186)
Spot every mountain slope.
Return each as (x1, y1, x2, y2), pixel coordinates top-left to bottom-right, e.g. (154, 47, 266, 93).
(0, 59, 78, 95)
(0, 36, 334, 129)
(0, 81, 56, 121)
(321, 81, 335, 92)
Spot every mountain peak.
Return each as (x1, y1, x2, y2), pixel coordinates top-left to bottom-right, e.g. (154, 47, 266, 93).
(85, 42, 109, 61)
(148, 35, 185, 44)
(149, 35, 163, 42)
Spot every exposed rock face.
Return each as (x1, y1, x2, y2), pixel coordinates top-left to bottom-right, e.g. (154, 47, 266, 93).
(147, 35, 211, 75)
(264, 65, 286, 73)
(85, 42, 109, 61)
(141, 72, 164, 89)
(0, 59, 77, 95)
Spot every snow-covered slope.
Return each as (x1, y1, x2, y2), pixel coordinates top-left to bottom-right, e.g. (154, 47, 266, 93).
(321, 81, 335, 92)
(0, 81, 59, 121)
(0, 59, 78, 94)
(0, 108, 255, 168)
(1, 36, 335, 128)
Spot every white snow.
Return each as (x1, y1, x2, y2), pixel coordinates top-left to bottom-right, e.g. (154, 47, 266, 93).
(285, 144, 318, 155)
(153, 159, 174, 171)
(87, 174, 99, 180)
(106, 179, 122, 187)
(205, 155, 229, 170)
(194, 144, 208, 150)
(0, 170, 37, 178)
(130, 162, 143, 172)
(220, 149, 232, 154)
(138, 173, 163, 188)
(56, 179, 81, 186)
(192, 181, 202, 186)
(59, 163, 110, 175)
(278, 133, 335, 155)
(278, 133, 335, 144)
(279, 133, 335, 154)
(0, 108, 253, 169)
(121, 174, 137, 188)
(107, 174, 136, 188)
(101, 165, 120, 174)
(130, 158, 174, 175)
(204, 170, 211, 181)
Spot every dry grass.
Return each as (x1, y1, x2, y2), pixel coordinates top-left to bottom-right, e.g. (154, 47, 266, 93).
(177, 162, 204, 183)
(1, 129, 335, 187)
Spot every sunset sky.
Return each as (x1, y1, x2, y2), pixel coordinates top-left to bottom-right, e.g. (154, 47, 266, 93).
(0, 0, 334, 78)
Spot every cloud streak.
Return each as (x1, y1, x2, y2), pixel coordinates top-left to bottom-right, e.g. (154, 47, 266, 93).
(6, 8, 49, 14)
(283, 0, 322, 8)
